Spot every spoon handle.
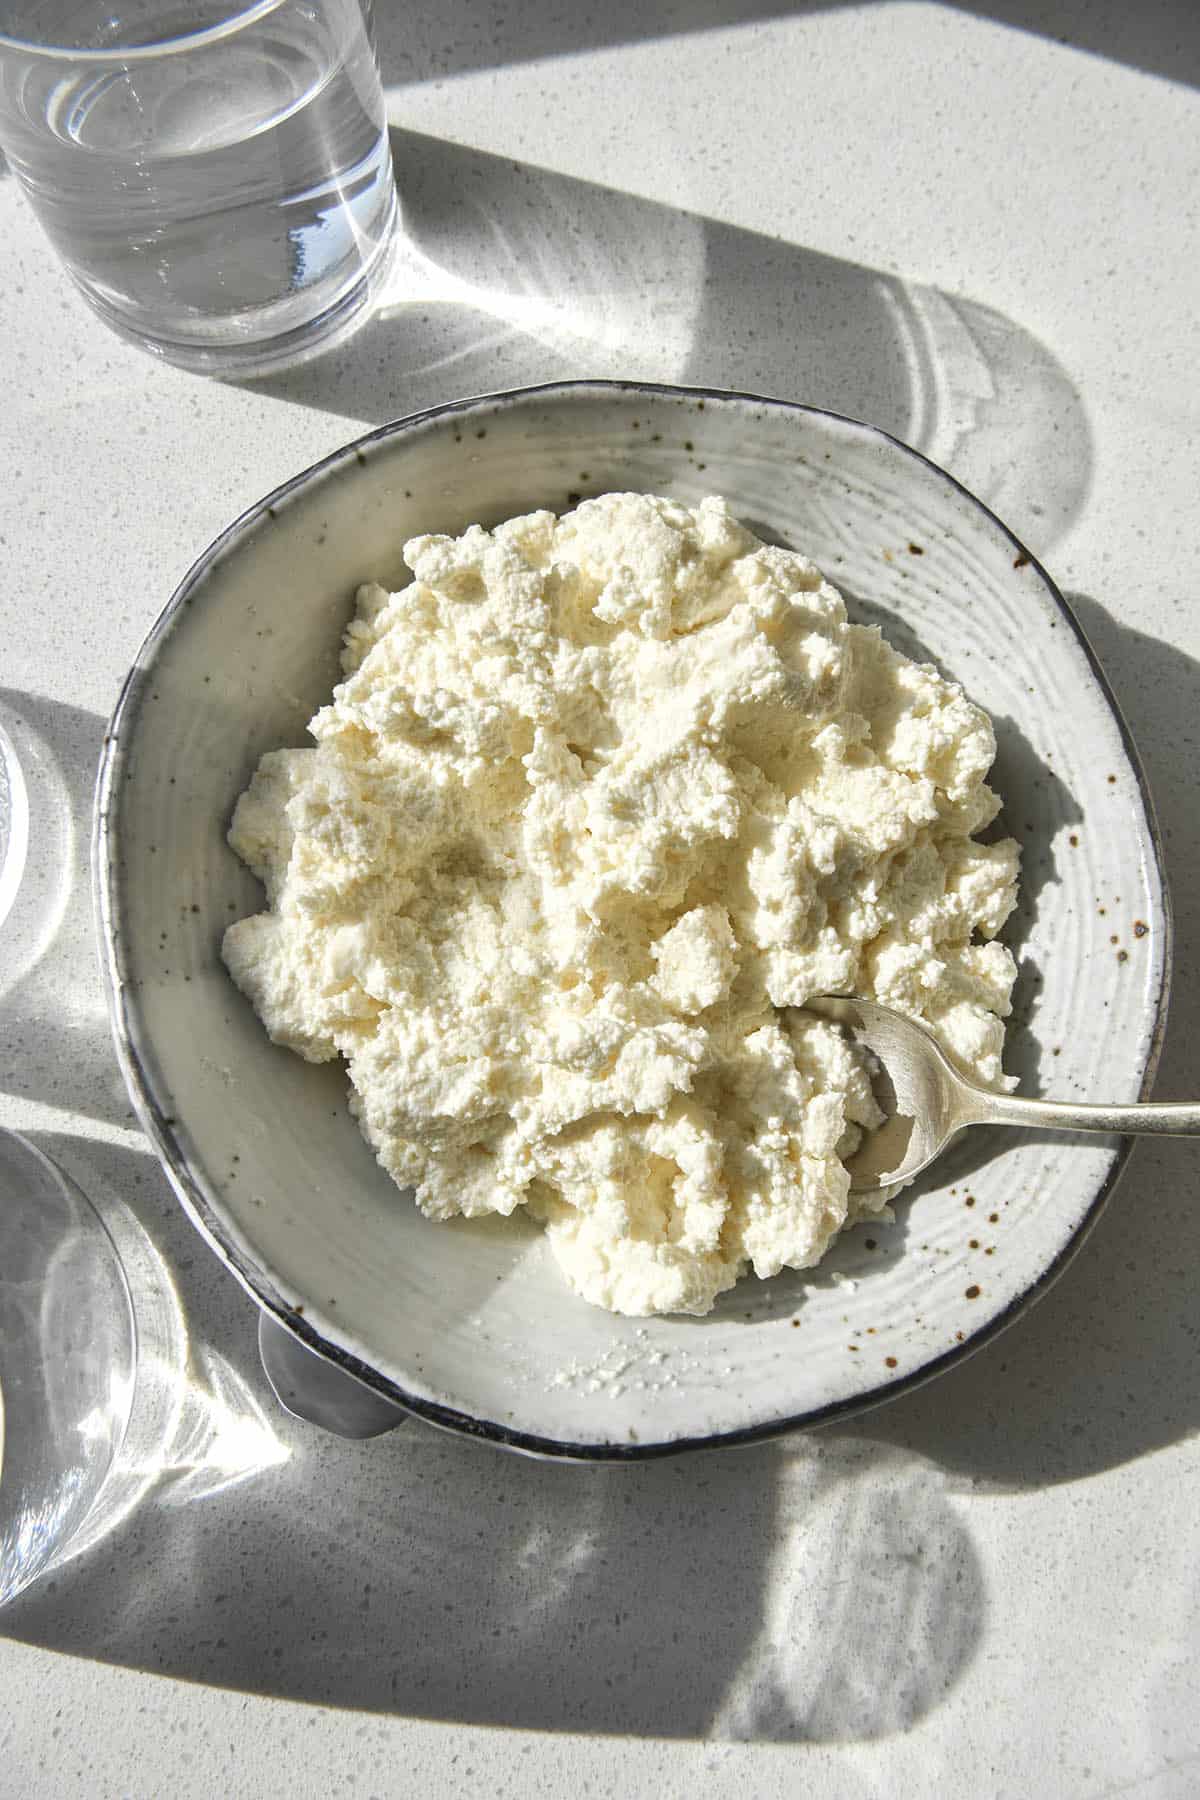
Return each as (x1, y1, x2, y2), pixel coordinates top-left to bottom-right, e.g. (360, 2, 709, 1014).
(967, 1092, 1200, 1137)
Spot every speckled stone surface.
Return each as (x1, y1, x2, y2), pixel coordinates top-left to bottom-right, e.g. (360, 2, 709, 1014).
(2, 3, 1199, 1795)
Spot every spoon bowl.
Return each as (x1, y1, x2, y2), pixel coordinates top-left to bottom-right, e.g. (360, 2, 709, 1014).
(810, 996, 1200, 1193)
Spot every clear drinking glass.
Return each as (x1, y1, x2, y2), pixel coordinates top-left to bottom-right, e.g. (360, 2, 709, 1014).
(0, 1131, 136, 1606)
(0, 0, 398, 373)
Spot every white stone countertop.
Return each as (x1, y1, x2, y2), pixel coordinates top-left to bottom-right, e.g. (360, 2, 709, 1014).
(2, 3, 1198, 1795)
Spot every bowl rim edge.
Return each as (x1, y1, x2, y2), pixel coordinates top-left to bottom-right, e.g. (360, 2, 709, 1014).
(92, 376, 1174, 1461)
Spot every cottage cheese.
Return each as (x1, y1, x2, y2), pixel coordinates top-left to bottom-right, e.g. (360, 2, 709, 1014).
(224, 495, 1019, 1316)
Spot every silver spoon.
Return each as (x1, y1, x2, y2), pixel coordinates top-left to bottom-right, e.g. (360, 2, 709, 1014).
(806, 996, 1200, 1193)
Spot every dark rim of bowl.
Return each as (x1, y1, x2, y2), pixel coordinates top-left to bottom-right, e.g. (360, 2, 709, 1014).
(93, 377, 1173, 1463)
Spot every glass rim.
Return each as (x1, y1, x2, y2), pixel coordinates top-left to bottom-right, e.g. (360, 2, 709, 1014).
(0, 0, 291, 63)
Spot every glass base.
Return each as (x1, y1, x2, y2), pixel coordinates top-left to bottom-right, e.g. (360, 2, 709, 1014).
(73, 187, 399, 378)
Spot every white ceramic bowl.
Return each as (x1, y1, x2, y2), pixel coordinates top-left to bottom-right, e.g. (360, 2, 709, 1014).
(95, 382, 1169, 1459)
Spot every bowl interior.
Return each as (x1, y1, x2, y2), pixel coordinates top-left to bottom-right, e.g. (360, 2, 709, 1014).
(98, 384, 1167, 1454)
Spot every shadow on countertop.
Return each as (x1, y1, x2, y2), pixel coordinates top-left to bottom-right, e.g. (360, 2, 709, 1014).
(241, 127, 1093, 568)
(2, 1132, 986, 1744)
(841, 590, 1200, 1490)
(370, 0, 1200, 93)
(4, 121, 1197, 1721)
(3, 607, 1198, 1739)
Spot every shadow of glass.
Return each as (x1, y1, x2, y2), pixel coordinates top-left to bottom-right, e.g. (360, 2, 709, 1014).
(240, 130, 1091, 563)
(3, 1146, 987, 1744)
(832, 592, 1200, 1490)
(711, 1436, 985, 1742)
(370, 0, 1200, 92)
(0, 690, 129, 1128)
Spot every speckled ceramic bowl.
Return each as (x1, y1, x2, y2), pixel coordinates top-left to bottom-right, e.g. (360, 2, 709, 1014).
(95, 381, 1169, 1459)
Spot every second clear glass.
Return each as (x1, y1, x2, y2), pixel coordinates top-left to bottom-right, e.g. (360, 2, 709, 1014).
(0, 1131, 136, 1607)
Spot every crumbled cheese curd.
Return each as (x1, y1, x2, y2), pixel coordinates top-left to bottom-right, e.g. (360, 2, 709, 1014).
(224, 495, 1019, 1316)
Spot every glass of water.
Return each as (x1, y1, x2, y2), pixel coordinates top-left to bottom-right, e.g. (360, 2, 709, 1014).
(0, 0, 398, 373)
(0, 1131, 136, 1607)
